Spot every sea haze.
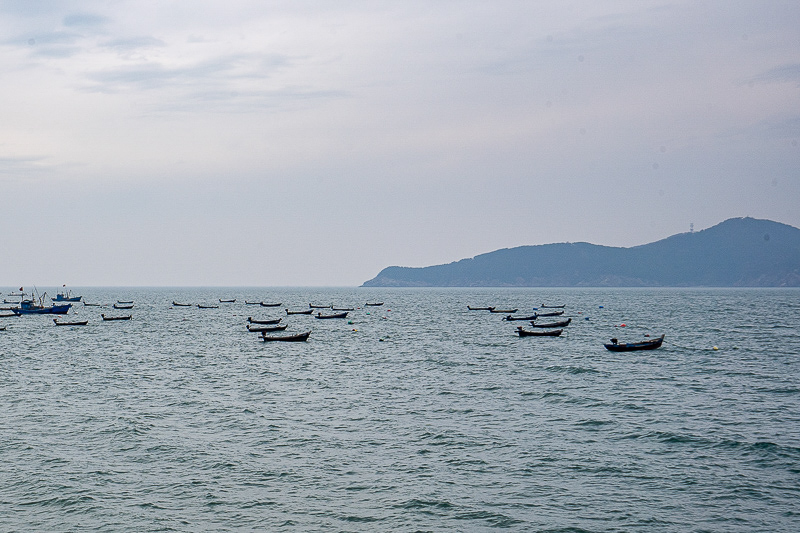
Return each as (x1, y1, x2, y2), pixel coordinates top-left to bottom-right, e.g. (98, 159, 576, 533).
(1, 287, 799, 531)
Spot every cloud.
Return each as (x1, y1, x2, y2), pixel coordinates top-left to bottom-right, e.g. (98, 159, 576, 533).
(63, 11, 108, 28)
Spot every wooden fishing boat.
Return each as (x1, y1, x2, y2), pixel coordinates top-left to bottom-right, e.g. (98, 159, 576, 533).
(365, 302, 384, 306)
(604, 335, 665, 352)
(467, 306, 494, 311)
(197, 304, 219, 309)
(261, 331, 310, 342)
(219, 299, 236, 303)
(83, 302, 103, 307)
(309, 304, 331, 309)
(245, 300, 261, 305)
(247, 317, 282, 325)
(286, 308, 313, 315)
(113, 303, 134, 309)
(0, 312, 18, 318)
(503, 314, 538, 321)
(260, 302, 282, 307)
(540, 303, 566, 308)
(172, 301, 192, 307)
(315, 311, 348, 319)
(534, 310, 564, 317)
(489, 308, 518, 313)
(0, 326, 6, 331)
(247, 324, 289, 333)
(528, 318, 572, 328)
(101, 314, 132, 321)
(117, 300, 134, 304)
(53, 319, 88, 326)
(332, 307, 354, 311)
(516, 327, 563, 337)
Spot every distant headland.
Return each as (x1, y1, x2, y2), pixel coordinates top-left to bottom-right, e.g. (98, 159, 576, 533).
(362, 217, 800, 287)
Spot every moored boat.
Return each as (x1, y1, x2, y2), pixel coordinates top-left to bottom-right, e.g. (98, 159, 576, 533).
(53, 319, 88, 326)
(365, 302, 383, 306)
(503, 314, 538, 321)
(490, 308, 518, 313)
(260, 302, 282, 307)
(315, 311, 348, 319)
(197, 304, 219, 309)
(245, 301, 261, 305)
(12, 297, 71, 315)
(309, 303, 331, 309)
(286, 308, 313, 315)
(172, 301, 192, 307)
(219, 299, 236, 303)
(528, 318, 572, 328)
(113, 303, 134, 309)
(53, 289, 82, 302)
(247, 324, 288, 333)
(604, 335, 665, 352)
(102, 314, 132, 321)
(516, 327, 563, 337)
(534, 310, 564, 317)
(467, 306, 494, 311)
(540, 303, 566, 308)
(247, 317, 282, 325)
(261, 331, 310, 342)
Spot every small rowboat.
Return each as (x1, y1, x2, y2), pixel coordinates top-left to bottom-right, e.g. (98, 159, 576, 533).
(286, 308, 313, 315)
(516, 327, 563, 337)
(117, 300, 134, 304)
(540, 303, 566, 308)
(102, 314, 132, 321)
(534, 310, 564, 317)
(219, 299, 236, 303)
(260, 302, 282, 307)
(247, 317, 282, 325)
(261, 331, 310, 342)
(172, 301, 192, 307)
(315, 312, 348, 319)
(529, 318, 571, 328)
(0, 312, 19, 318)
(365, 302, 383, 306)
(247, 324, 288, 333)
(113, 303, 134, 309)
(245, 301, 261, 305)
(604, 335, 665, 352)
(503, 314, 538, 321)
(83, 302, 103, 307)
(54, 319, 88, 326)
(332, 307, 354, 311)
(489, 308, 518, 313)
(309, 303, 331, 309)
(468, 306, 494, 311)
(197, 304, 219, 309)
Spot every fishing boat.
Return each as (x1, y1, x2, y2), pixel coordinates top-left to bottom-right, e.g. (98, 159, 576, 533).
(286, 308, 313, 315)
(0, 326, 6, 331)
(516, 327, 563, 337)
(0, 313, 18, 318)
(117, 300, 134, 304)
(332, 307, 354, 311)
(247, 317, 282, 325)
(53, 289, 82, 302)
(83, 302, 103, 307)
(260, 331, 310, 342)
(309, 303, 331, 309)
(467, 306, 494, 311)
(247, 324, 288, 333)
(113, 303, 134, 309)
(604, 335, 665, 352)
(315, 311, 348, 319)
(365, 302, 384, 306)
(53, 319, 88, 326)
(245, 301, 261, 305)
(528, 318, 572, 328)
(12, 296, 71, 315)
(172, 301, 192, 307)
(3, 299, 20, 304)
(101, 314, 132, 321)
(502, 314, 538, 321)
(219, 299, 236, 303)
(197, 304, 219, 309)
(534, 310, 565, 317)
(260, 302, 282, 307)
(540, 303, 566, 308)
(489, 308, 518, 313)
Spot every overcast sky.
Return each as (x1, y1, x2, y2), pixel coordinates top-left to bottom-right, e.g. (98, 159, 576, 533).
(1, 1, 798, 286)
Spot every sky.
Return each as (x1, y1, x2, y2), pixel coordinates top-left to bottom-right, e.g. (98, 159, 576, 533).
(1, 0, 798, 286)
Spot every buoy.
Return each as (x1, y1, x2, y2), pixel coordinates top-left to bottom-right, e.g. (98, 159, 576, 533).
(713, 346, 719, 351)
(584, 317, 590, 320)
(599, 305, 604, 308)
(347, 320, 353, 324)
(620, 323, 626, 327)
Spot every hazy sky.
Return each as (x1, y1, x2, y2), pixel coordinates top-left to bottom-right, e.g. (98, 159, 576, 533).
(2, 1, 798, 286)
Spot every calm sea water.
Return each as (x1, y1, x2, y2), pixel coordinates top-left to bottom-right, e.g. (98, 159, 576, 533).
(1, 287, 798, 532)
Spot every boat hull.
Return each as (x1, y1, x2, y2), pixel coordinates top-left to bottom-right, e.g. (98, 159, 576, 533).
(604, 335, 665, 352)
(13, 304, 72, 315)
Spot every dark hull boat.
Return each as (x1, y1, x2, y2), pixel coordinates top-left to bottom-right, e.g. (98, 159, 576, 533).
(247, 324, 289, 333)
(315, 312, 348, 319)
(467, 306, 494, 311)
(219, 299, 236, 303)
(54, 319, 88, 326)
(489, 308, 518, 313)
(13, 302, 72, 315)
(117, 300, 134, 304)
(83, 302, 103, 307)
(245, 301, 261, 305)
(365, 302, 383, 306)
(540, 304, 566, 309)
(309, 304, 331, 309)
(53, 292, 82, 302)
(529, 318, 572, 328)
(516, 327, 563, 337)
(332, 307, 354, 311)
(286, 309, 313, 315)
(102, 314, 132, 321)
(503, 314, 538, 321)
(172, 301, 192, 307)
(113, 303, 134, 309)
(260, 302, 282, 307)
(261, 331, 310, 342)
(535, 310, 564, 317)
(604, 335, 665, 352)
(197, 304, 219, 309)
(247, 317, 282, 325)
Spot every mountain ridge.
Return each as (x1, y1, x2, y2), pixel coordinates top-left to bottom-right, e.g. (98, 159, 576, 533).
(362, 218, 800, 287)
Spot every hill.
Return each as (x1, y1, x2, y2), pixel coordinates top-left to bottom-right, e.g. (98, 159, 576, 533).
(361, 218, 800, 287)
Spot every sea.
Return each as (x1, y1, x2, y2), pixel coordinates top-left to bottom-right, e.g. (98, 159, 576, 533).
(1, 287, 798, 532)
